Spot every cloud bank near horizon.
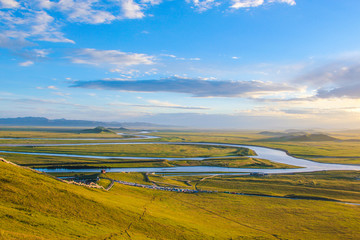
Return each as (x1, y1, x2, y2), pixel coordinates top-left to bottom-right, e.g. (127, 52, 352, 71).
(71, 77, 297, 97)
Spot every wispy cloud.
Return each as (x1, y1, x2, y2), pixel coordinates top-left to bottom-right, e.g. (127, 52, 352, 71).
(0, 0, 297, 49)
(160, 53, 201, 61)
(120, 0, 145, 19)
(71, 77, 298, 98)
(134, 110, 360, 129)
(19, 60, 33, 67)
(295, 58, 360, 99)
(36, 85, 58, 90)
(0, 0, 153, 48)
(71, 48, 155, 69)
(57, 0, 117, 24)
(231, 0, 264, 9)
(231, 0, 295, 9)
(186, 0, 296, 11)
(187, 0, 221, 12)
(110, 99, 210, 110)
(0, 9, 74, 46)
(0, 0, 19, 9)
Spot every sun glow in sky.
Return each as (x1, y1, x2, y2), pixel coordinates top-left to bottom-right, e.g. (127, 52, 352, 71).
(1, 0, 360, 128)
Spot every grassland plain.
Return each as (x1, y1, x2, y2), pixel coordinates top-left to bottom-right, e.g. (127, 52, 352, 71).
(152, 131, 360, 164)
(2, 128, 360, 166)
(100, 171, 360, 203)
(0, 130, 124, 138)
(1, 160, 360, 240)
(0, 150, 297, 169)
(0, 144, 255, 158)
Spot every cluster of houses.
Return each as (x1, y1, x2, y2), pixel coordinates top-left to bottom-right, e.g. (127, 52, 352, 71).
(112, 179, 258, 196)
(113, 180, 213, 194)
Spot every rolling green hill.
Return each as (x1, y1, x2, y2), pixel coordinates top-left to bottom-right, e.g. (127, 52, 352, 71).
(256, 133, 339, 142)
(1, 159, 360, 239)
(79, 126, 116, 134)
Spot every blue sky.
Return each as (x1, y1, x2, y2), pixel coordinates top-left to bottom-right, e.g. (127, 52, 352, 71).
(1, 0, 360, 129)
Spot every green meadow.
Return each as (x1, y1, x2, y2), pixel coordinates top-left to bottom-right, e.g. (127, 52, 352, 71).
(1, 128, 360, 239)
(0, 152, 296, 169)
(152, 131, 360, 164)
(0, 143, 255, 158)
(1, 160, 360, 240)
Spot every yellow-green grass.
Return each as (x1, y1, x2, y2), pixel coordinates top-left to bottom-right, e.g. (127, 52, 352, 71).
(1, 160, 360, 239)
(152, 131, 360, 164)
(0, 152, 171, 168)
(0, 152, 108, 165)
(4, 129, 360, 164)
(178, 171, 360, 203)
(171, 157, 299, 169)
(97, 178, 112, 188)
(0, 130, 125, 139)
(301, 157, 360, 165)
(247, 141, 360, 165)
(0, 152, 297, 169)
(0, 144, 255, 158)
(329, 130, 360, 140)
(101, 172, 152, 185)
(252, 141, 360, 157)
(146, 174, 192, 188)
(153, 130, 264, 143)
(0, 138, 140, 145)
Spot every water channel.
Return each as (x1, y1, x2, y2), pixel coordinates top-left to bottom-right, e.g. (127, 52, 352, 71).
(1, 133, 360, 174)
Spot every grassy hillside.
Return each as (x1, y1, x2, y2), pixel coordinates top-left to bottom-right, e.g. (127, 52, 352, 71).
(256, 133, 339, 142)
(79, 126, 116, 134)
(1, 159, 360, 239)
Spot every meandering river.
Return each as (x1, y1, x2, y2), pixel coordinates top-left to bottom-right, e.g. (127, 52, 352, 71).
(1, 132, 360, 174)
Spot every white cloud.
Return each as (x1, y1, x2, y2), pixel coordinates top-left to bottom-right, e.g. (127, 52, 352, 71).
(188, 0, 220, 12)
(58, 0, 117, 24)
(19, 60, 34, 66)
(120, 0, 145, 19)
(71, 48, 155, 69)
(0, 35, 31, 49)
(36, 85, 58, 89)
(0, 0, 297, 49)
(141, 0, 162, 5)
(0, 9, 74, 45)
(0, 0, 19, 9)
(231, 0, 263, 9)
(0, 0, 152, 48)
(33, 49, 50, 58)
(161, 54, 177, 58)
(34, 0, 54, 9)
(110, 99, 210, 110)
(268, 0, 295, 6)
(230, 0, 295, 9)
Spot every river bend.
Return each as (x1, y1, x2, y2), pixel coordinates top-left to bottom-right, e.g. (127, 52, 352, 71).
(1, 133, 360, 174)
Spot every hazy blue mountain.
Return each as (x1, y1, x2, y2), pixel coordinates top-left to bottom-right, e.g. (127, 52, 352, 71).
(0, 117, 167, 128)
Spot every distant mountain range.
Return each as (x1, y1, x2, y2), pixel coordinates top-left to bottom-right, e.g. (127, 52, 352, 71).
(0, 117, 168, 128)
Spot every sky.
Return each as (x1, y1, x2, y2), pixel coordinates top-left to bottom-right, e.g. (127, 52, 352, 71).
(1, 0, 360, 129)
